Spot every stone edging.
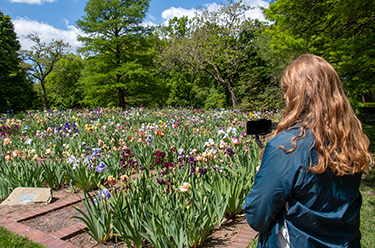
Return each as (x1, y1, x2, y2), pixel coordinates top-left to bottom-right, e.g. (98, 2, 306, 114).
(228, 222, 258, 248)
(0, 191, 258, 248)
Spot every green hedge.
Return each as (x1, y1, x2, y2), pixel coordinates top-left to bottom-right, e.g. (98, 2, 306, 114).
(357, 103, 375, 115)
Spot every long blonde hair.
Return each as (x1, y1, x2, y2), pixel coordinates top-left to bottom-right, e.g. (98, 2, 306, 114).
(275, 54, 373, 175)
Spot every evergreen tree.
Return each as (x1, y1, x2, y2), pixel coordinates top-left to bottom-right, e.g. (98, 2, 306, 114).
(0, 11, 34, 113)
(76, 0, 154, 108)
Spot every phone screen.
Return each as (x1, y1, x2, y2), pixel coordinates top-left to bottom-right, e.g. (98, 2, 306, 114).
(246, 119, 272, 135)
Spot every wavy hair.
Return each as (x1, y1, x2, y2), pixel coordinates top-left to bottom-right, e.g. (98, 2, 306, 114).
(274, 54, 373, 175)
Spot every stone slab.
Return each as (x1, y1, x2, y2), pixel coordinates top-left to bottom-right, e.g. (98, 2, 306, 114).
(0, 187, 52, 206)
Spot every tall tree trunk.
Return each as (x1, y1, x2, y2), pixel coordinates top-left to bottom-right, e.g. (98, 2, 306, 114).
(118, 88, 125, 109)
(41, 80, 48, 110)
(204, 66, 239, 108)
(227, 82, 238, 108)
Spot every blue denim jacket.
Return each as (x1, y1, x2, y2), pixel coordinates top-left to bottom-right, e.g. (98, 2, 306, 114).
(243, 127, 361, 248)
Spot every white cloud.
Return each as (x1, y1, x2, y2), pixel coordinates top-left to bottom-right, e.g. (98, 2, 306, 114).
(63, 18, 70, 26)
(242, 0, 269, 22)
(204, 2, 222, 12)
(12, 17, 84, 53)
(141, 19, 158, 27)
(158, 4, 219, 26)
(151, 0, 269, 27)
(148, 14, 156, 21)
(8, 0, 56, 4)
(161, 6, 197, 25)
(243, 0, 269, 8)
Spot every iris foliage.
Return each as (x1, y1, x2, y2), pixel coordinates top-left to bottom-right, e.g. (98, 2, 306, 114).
(0, 106, 281, 246)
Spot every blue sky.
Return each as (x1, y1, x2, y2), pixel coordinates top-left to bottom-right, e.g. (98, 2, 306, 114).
(2, 0, 271, 52)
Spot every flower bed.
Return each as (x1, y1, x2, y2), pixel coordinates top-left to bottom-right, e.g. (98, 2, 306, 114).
(0, 107, 280, 247)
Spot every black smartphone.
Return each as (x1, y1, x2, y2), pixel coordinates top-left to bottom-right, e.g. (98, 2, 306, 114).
(246, 119, 273, 135)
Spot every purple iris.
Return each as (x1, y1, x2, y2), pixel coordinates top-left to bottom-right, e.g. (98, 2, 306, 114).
(95, 161, 108, 173)
(199, 168, 207, 175)
(225, 148, 234, 156)
(188, 156, 195, 164)
(191, 166, 196, 175)
(97, 188, 111, 199)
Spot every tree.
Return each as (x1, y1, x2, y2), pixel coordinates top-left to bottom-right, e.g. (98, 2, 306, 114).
(157, 0, 263, 108)
(46, 54, 85, 109)
(76, 0, 153, 108)
(153, 17, 210, 108)
(20, 33, 70, 110)
(263, 0, 375, 105)
(0, 11, 34, 113)
(235, 52, 283, 111)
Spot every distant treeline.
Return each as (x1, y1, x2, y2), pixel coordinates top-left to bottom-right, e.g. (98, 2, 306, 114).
(1, 0, 374, 113)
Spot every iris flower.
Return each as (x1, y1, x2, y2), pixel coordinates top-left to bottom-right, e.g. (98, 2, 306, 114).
(179, 182, 191, 193)
(96, 161, 108, 173)
(97, 188, 111, 199)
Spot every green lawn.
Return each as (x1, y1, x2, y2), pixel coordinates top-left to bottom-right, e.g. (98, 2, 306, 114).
(360, 124, 375, 248)
(360, 192, 375, 248)
(0, 226, 45, 248)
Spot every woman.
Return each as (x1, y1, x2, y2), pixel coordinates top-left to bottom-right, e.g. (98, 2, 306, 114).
(243, 54, 373, 247)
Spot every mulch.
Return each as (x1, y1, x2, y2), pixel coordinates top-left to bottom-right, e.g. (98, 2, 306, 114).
(0, 186, 249, 248)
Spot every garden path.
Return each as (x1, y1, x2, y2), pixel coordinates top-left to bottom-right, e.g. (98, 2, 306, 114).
(0, 186, 257, 248)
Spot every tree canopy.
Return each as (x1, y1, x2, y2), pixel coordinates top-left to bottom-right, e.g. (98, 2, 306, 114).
(76, 0, 155, 108)
(0, 11, 34, 113)
(46, 54, 85, 109)
(157, 1, 265, 108)
(264, 0, 375, 105)
(8, 0, 374, 111)
(20, 33, 70, 110)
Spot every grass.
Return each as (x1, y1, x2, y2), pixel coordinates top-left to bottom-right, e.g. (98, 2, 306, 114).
(360, 192, 375, 247)
(0, 226, 45, 248)
(248, 237, 258, 248)
(249, 124, 375, 248)
(359, 124, 375, 248)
